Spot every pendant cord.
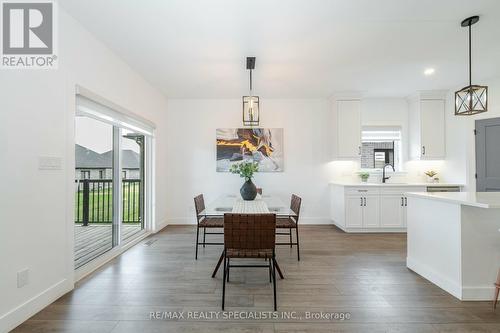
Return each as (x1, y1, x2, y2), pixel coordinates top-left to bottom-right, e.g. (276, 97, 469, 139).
(249, 70, 253, 97)
(469, 24, 472, 86)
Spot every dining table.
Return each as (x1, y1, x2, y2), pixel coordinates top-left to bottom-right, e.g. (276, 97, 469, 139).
(202, 194, 294, 279)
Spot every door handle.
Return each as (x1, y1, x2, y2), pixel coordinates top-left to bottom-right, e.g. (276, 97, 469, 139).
(422, 146, 426, 155)
(405, 197, 408, 206)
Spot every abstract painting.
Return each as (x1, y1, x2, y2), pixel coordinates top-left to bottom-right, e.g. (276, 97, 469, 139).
(216, 128, 284, 172)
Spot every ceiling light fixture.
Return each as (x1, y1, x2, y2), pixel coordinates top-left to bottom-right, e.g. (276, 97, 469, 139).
(455, 15, 488, 116)
(242, 57, 259, 126)
(424, 68, 435, 76)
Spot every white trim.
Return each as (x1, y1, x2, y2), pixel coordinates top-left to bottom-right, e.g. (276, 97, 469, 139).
(407, 256, 462, 299)
(0, 279, 72, 333)
(462, 286, 497, 301)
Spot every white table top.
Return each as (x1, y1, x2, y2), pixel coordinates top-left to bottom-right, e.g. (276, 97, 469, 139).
(406, 192, 500, 209)
(200, 194, 295, 216)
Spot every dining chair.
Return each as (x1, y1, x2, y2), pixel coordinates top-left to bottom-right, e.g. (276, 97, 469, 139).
(194, 194, 224, 260)
(221, 213, 278, 310)
(276, 194, 302, 260)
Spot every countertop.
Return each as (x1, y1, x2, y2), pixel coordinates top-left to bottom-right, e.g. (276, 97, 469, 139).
(405, 192, 500, 209)
(329, 182, 464, 187)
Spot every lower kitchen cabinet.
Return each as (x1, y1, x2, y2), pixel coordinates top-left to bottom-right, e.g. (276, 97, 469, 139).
(330, 184, 428, 232)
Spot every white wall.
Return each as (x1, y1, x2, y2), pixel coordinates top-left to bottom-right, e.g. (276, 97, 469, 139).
(0, 8, 168, 332)
(165, 99, 332, 225)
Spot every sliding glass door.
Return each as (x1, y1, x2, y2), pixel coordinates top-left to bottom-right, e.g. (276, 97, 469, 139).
(74, 92, 153, 269)
(121, 129, 145, 243)
(74, 116, 115, 268)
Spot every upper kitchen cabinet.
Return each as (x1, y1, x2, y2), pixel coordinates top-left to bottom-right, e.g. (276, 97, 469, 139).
(334, 99, 361, 159)
(408, 92, 446, 160)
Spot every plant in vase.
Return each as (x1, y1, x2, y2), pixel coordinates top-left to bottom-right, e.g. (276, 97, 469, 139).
(358, 172, 370, 183)
(230, 161, 259, 200)
(424, 170, 437, 183)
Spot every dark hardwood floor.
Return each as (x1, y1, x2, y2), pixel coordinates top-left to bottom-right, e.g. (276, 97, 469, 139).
(12, 225, 500, 332)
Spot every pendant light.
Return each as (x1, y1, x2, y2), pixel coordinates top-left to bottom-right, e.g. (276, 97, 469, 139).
(242, 57, 260, 126)
(455, 16, 488, 115)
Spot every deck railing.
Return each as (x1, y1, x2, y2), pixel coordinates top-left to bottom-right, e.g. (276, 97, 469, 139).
(75, 179, 141, 225)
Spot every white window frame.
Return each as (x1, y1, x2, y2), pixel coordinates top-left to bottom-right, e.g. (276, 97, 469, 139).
(74, 86, 156, 279)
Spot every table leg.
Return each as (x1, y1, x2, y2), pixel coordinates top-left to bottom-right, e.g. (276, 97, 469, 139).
(274, 259, 284, 279)
(212, 251, 224, 278)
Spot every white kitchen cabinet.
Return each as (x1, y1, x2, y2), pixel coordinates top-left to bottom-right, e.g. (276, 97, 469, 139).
(345, 195, 380, 228)
(380, 195, 405, 228)
(330, 184, 448, 232)
(363, 196, 380, 228)
(409, 94, 446, 160)
(345, 196, 363, 228)
(336, 100, 361, 158)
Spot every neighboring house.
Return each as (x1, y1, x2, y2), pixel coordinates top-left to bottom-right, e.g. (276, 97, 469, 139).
(75, 144, 140, 180)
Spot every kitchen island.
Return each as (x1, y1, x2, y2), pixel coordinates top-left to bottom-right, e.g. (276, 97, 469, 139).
(406, 192, 500, 300)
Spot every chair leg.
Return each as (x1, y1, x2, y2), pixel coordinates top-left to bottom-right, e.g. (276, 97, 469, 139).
(195, 225, 199, 260)
(203, 227, 206, 248)
(289, 229, 292, 248)
(269, 257, 272, 283)
(272, 256, 277, 311)
(222, 253, 226, 310)
(226, 258, 230, 282)
(494, 284, 500, 309)
(295, 226, 300, 261)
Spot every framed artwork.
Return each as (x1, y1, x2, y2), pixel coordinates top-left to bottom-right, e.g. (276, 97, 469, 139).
(216, 128, 284, 172)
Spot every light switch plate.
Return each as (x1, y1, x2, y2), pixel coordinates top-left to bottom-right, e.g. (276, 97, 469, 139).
(17, 268, 29, 288)
(38, 156, 62, 170)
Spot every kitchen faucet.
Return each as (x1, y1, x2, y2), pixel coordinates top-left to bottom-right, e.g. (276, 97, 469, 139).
(382, 163, 395, 183)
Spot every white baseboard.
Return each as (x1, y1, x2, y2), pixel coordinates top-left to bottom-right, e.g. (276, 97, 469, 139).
(407, 256, 462, 300)
(462, 286, 497, 301)
(0, 278, 73, 333)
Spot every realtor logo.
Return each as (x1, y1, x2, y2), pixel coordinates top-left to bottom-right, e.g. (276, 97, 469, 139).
(1, 0, 57, 68)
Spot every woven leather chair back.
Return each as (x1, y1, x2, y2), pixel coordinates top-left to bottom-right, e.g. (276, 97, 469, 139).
(224, 214, 276, 250)
(290, 194, 302, 218)
(194, 194, 205, 221)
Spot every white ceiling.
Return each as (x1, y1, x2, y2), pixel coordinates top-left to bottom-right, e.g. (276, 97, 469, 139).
(59, 0, 500, 98)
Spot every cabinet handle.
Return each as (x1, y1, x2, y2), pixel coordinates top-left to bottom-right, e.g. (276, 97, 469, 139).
(358, 146, 361, 155)
(422, 146, 426, 155)
(360, 197, 363, 206)
(401, 197, 404, 206)
(405, 197, 408, 206)
(363, 197, 367, 206)
(357, 189, 368, 192)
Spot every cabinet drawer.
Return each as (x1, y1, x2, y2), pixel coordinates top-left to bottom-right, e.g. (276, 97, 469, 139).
(345, 187, 380, 195)
(380, 186, 426, 195)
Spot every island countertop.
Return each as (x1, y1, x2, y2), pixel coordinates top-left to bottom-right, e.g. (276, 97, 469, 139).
(405, 191, 500, 209)
(329, 182, 464, 187)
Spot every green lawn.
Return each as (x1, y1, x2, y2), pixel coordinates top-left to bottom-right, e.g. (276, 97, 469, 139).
(75, 183, 141, 223)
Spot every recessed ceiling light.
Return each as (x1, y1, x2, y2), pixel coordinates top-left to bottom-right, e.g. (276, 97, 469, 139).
(424, 68, 435, 76)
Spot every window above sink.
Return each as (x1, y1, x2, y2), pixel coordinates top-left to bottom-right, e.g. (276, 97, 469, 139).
(360, 126, 402, 172)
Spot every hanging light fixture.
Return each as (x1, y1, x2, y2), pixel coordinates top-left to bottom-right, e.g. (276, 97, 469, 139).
(242, 56, 260, 126)
(455, 16, 488, 116)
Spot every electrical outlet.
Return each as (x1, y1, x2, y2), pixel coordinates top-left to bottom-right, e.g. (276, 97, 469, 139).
(17, 269, 29, 288)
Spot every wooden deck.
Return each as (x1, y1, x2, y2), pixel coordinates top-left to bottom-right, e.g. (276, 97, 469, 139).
(74, 224, 143, 268)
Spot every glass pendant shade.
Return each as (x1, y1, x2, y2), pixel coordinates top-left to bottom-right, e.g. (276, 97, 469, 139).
(455, 85, 488, 115)
(242, 95, 259, 126)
